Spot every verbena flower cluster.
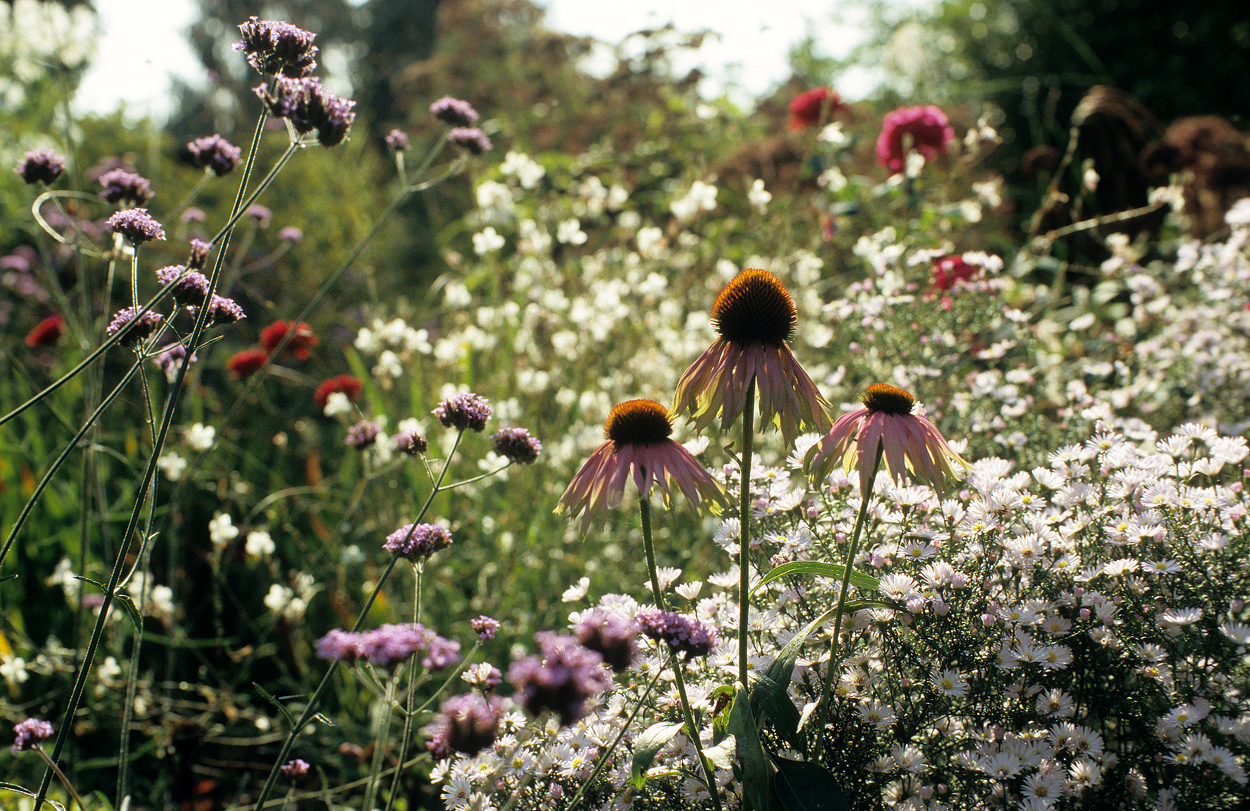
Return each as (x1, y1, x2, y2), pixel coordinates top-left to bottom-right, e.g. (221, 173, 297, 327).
(315, 623, 461, 669)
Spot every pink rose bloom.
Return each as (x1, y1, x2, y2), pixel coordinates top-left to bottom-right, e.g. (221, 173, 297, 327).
(876, 105, 955, 173)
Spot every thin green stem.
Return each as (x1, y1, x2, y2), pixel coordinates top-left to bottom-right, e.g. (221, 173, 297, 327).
(812, 442, 883, 762)
(639, 498, 723, 811)
(738, 379, 756, 692)
(565, 668, 665, 811)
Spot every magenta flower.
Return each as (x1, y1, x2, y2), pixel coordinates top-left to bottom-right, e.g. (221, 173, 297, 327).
(805, 383, 970, 497)
(557, 399, 725, 532)
(876, 104, 955, 174)
(672, 269, 830, 448)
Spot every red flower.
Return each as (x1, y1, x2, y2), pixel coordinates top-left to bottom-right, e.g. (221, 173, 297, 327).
(788, 87, 843, 130)
(25, 313, 64, 348)
(260, 320, 319, 360)
(931, 255, 979, 291)
(876, 105, 955, 173)
(313, 374, 363, 410)
(227, 348, 269, 379)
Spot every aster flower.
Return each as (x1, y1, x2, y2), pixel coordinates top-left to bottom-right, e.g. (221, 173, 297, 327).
(426, 692, 506, 757)
(384, 522, 453, 561)
(877, 104, 955, 174)
(447, 127, 492, 155)
(557, 399, 725, 532)
(186, 134, 242, 176)
(430, 96, 480, 127)
(492, 426, 542, 464)
(673, 269, 830, 448)
(12, 718, 54, 753)
(385, 129, 410, 151)
(433, 392, 492, 432)
(635, 608, 718, 660)
(25, 313, 64, 348)
(788, 87, 844, 130)
(313, 374, 362, 411)
(106, 307, 164, 347)
(234, 16, 318, 76)
(227, 348, 269, 379)
(15, 148, 65, 185)
(507, 631, 611, 725)
(98, 169, 154, 206)
(105, 208, 165, 245)
(806, 383, 970, 497)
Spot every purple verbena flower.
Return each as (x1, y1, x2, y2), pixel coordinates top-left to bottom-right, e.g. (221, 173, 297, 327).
(156, 265, 210, 306)
(447, 127, 492, 155)
(192, 294, 246, 327)
(384, 523, 453, 561)
(12, 718, 54, 753)
(15, 148, 65, 185)
(429, 96, 479, 127)
(234, 16, 318, 77)
(316, 623, 461, 669)
(152, 342, 196, 383)
(105, 208, 165, 245)
(635, 608, 718, 661)
(106, 306, 164, 347)
(433, 392, 492, 432)
(385, 129, 409, 151)
(279, 226, 303, 242)
(492, 426, 542, 464)
(187, 239, 213, 269)
(256, 76, 356, 146)
(426, 692, 506, 757)
(280, 758, 310, 777)
(186, 134, 242, 176)
(394, 430, 428, 456)
(471, 615, 500, 640)
(98, 168, 154, 206)
(181, 207, 206, 224)
(246, 204, 272, 225)
(345, 420, 381, 449)
(575, 609, 638, 672)
(507, 632, 611, 725)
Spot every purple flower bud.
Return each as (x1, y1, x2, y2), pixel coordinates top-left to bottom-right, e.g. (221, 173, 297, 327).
(234, 17, 318, 77)
(187, 239, 214, 269)
(186, 134, 242, 176)
(426, 692, 506, 757)
(106, 306, 164, 347)
(384, 523, 453, 561)
(315, 623, 460, 669)
(98, 169, 154, 206)
(12, 718, 54, 753)
(574, 610, 638, 672)
(345, 420, 381, 449)
(507, 632, 611, 725)
(433, 392, 492, 432)
(280, 758, 310, 777)
(447, 127, 492, 155)
(279, 226, 303, 242)
(635, 608, 717, 660)
(492, 426, 542, 464)
(429, 96, 479, 127)
(471, 615, 500, 640)
(385, 129, 410, 151)
(395, 430, 429, 456)
(156, 265, 210, 306)
(15, 148, 65, 185)
(105, 208, 165, 245)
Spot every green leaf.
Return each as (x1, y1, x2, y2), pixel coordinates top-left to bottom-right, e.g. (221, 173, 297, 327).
(754, 561, 880, 595)
(629, 720, 685, 790)
(750, 673, 800, 748)
(727, 688, 772, 811)
(764, 608, 837, 689)
(771, 757, 851, 811)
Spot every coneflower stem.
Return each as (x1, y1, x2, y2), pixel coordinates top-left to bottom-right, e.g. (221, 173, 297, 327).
(813, 441, 883, 762)
(639, 498, 723, 811)
(738, 379, 756, 693)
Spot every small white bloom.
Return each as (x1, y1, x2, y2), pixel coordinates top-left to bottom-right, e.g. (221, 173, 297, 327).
(748, 179, 772, 213)
(208, 512, 239, 549)
(185, 423, 215, 451)
(245, 530, 275, 558)
(472, 226, 505, 255)
(157, 451, 187, 481)
(0, 655, 29, 685)
(264, 583, 294, 614)
(323, 391, 353, 417)
(555, 218, 587, 245)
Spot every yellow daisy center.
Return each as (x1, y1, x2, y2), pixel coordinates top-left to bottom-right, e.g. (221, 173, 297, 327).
(711, 269, 796, 347)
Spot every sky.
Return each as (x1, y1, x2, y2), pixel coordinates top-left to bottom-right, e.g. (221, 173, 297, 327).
(74, 0, 927, 121)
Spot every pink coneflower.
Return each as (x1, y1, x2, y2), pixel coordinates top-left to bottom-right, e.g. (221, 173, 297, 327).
(672, 269, 830, 448)
(557, 399, 725, 532)
(806, 383, 969, 497)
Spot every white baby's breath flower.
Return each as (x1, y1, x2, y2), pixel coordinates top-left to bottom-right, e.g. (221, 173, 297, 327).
(747, 179, 771, 213)
(157, 451, 187, 481)
(246, 530, 275, 558)
(323, 391, 352, 417)
(472, 227, 505, 255)
(208, 512, 239, 549)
